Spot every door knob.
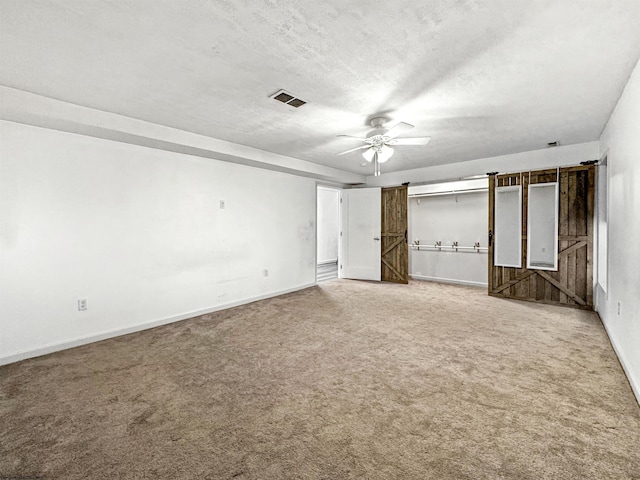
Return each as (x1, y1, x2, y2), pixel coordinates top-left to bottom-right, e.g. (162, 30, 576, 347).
(373, 237, 380, 241)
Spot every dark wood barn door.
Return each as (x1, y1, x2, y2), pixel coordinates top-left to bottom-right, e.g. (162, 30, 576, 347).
(381, 185, 409, 283)
(488, 165, 594, 308)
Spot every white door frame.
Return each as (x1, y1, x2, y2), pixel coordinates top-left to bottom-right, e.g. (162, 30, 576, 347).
(316, 184, 342, 282)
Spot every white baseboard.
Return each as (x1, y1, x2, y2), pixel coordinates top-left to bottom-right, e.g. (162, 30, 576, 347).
(0, 282, 317, 366)
(598, 314, 640, 406)
(410, 274, 487, 288)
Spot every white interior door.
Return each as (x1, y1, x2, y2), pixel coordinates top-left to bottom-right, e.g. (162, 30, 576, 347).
(341, 187, 381, 281)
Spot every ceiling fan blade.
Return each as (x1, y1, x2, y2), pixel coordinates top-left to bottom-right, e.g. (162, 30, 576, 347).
(384, 122, 414, 139)
(337, 144, 371, 156)
(337, 134, 369, 141)
(390, 137, 431, 146)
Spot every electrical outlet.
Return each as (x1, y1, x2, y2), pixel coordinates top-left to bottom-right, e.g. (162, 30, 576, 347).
(219, 200, 225, 209)
(263, 269, 269, 277)
(617, 301, 621, 316)
(78, 298, 88, 311)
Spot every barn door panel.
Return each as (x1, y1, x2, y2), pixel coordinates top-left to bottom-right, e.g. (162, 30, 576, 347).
(488, 165, 594, 309)
(381, 185, 408, 283)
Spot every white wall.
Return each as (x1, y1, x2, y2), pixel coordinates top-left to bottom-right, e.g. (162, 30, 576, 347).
(597, 60, 640, 403)
(0, 120, 317, 364)
(0, 86, 366, 186)
(316, 186, 339, 264)
(409, 191, 488, 287)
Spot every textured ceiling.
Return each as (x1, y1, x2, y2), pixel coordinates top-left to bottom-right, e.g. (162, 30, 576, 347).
(1, 0, 639, 175)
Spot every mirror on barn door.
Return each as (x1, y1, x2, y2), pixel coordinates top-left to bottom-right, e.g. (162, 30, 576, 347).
(340, 186, 409, 283)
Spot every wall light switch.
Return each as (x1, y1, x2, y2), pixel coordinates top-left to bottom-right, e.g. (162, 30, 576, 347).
(219, 200, 225, 209)
(78, 299, 88, 311)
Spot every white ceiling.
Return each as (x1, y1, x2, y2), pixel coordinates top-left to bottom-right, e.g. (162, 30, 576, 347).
(1, 1, 639, 176)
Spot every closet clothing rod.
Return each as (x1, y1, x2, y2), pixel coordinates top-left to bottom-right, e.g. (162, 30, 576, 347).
(410, 245, 488, 252)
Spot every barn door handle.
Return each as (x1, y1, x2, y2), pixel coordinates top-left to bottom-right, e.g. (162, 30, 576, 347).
(373, 237, 380, 241)
(404, 229, 408, 243)
(488, 229, 493, 247)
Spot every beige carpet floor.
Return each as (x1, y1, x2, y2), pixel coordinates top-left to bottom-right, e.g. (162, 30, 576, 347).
(1, 280, 639, 479)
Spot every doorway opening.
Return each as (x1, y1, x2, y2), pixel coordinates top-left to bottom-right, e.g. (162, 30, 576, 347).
(316, 186, 340, 283)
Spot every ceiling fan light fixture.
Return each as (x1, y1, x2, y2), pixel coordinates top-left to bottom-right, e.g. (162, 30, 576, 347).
(341, 116, 429, 176)
(362, 148, 375, 163)
(377, 145, 394, 163)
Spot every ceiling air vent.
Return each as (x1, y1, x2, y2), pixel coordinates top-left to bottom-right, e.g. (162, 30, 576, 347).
(270, 89, 306, 108)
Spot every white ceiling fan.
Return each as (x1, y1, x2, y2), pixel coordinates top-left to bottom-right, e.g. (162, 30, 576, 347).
(337, 117, 431, 176)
